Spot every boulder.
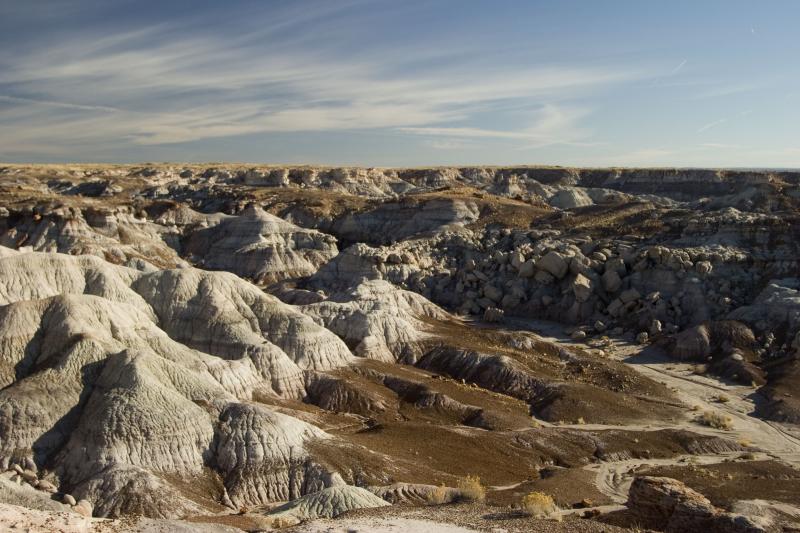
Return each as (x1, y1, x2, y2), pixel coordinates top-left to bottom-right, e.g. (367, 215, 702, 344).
(607, 298, 624, 317)
(627, 476, 763, 533)
(602, 269, 622, 293)
(518, 260, 536, 278)
(483, 284, 503, 303)
(649, 319, 663, 335)
(696, 261, 713, 276)
(672, 324, 711, 360)
(572, 273, 593, 303)
(73, 499, 93, 517)
(619, 288, 641, 304)
(536, 251, 569, 279)
(35, 480, 56, 493)
(571, 330, 587, 340)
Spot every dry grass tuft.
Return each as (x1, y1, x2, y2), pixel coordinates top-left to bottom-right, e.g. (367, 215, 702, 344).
(268, 516, 297, 529)
(521, 491, 561, 520)
(427, 483, 449, 505)
(456, 475, 486, 502)
(701, 410, 733, 430)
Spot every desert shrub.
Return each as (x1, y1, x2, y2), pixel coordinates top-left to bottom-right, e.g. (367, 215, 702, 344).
(521, 491, 560, 520)
(701, 410, 733, 430)
(737, 437, 752, 448)
(427, 483, 449, 505)
(456, 475, 485, 502)
(716, 394, 731, 403)
(268, 516, 297, 529)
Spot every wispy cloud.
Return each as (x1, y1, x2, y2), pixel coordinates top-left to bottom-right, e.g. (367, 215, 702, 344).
(670, 59, 687, 75)
(700, 142, 742, 149)
(0, 3, 647, 157)
(399, 105, 593, 149)
(696, 118, 727, 133)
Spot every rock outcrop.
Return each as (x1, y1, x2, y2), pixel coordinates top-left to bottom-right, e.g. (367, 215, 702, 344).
(266, 485, 390, 525)
(626, 476, 764, 533)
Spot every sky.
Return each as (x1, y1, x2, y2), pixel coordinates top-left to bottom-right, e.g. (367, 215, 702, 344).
(1, 0, 799, 167)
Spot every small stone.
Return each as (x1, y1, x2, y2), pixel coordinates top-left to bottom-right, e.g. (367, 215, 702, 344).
(636, 332, 649, 345)
(62, 494, 77, 506)
(571, 330, 587, 341)
(594, 320, 607, 332)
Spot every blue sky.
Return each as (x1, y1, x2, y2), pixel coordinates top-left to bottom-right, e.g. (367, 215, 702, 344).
(1, 0, 798, 167)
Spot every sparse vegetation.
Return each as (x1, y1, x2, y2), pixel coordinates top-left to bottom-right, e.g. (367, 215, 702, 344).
(456, 475, 486, 502)
(268, 516, 296, 529)
(701, 410, 734, 430)
(427, 483, 449, 505)
(520, 491, 561, 520)
(715, 394, 731, 403)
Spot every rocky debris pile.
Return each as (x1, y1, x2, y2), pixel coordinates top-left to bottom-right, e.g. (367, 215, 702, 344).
(626, 476, 764, 533)
(327, 227, 761, 343)
(0, 460, 85, 516)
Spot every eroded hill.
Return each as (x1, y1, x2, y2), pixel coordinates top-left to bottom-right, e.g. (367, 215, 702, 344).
(1, 164, 799, 532)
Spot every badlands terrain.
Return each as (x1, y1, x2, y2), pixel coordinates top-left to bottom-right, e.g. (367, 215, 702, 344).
(1, 164, 800, 532)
